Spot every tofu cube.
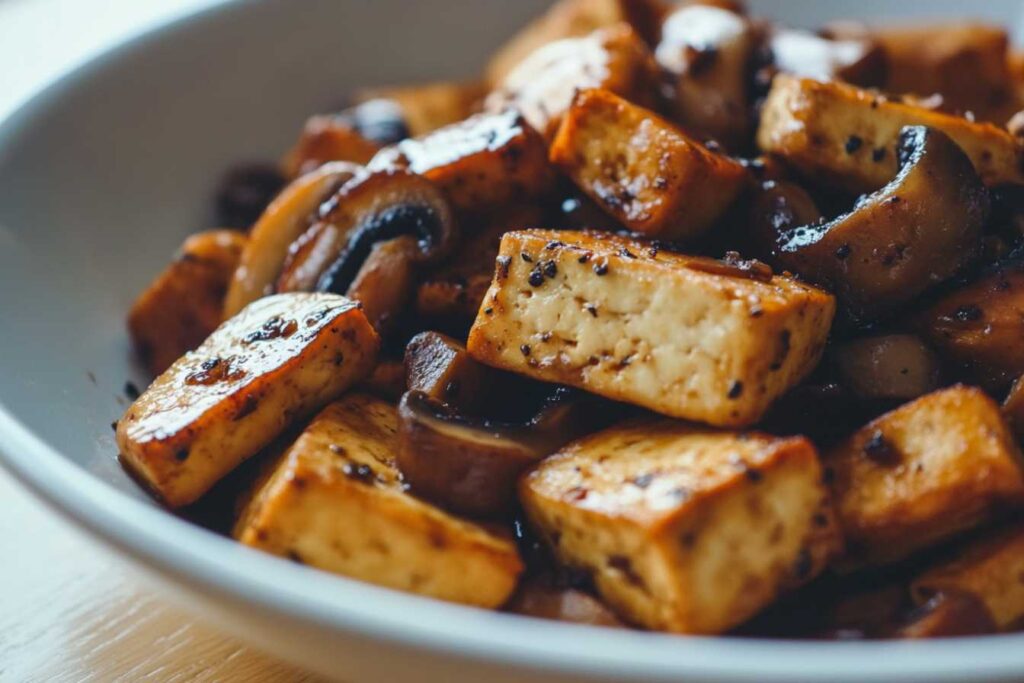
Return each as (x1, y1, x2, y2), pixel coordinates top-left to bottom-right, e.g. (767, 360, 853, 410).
(467, 230, 835, 427)
(520, 419, 841, 634)
(912, 522, 1024, 630)
(487, 23, 660, 141)
(117, 293, 379, 507)
(128, 230, 247, 377)
(236, 394, 523, 608)
(281, 114, 380, 177)
(827, 385, 1024, 567)
(369, 110, 554, 213)
(484, 0, 664, 86)
(757, 74, 1024, 192)
(550, 89, 749, 241)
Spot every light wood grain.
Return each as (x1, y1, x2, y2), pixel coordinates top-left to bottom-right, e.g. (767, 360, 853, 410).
(0, 469, 324, 682)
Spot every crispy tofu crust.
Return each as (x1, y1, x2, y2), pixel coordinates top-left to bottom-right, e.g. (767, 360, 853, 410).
(369, 110, 554, 213)
(281, 115, 380, 177)
(467, 230, 834, 427)
(117, 293, 379, 508)
(757, 74, 1024, 192)
(487, 24, 660, 142)
(128, 230, 247, 377)
(484, 0, 664, 87)
(235, 394, 523, 607)
(520, 419, 840, 634)
(912, 522, 1024, 630)
(354, 80, 486, 137)
(827, 385, 1024, 567)
(550, 89, 749, 241)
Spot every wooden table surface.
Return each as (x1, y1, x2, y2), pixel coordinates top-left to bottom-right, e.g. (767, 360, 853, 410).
(0, 1, 322, 680)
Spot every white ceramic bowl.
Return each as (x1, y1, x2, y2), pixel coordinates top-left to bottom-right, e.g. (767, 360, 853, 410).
(2, 1, 1024, 681)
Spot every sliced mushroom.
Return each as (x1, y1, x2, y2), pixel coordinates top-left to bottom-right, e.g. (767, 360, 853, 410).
(397, 387, 599, 518)
(276, 169, 457, 333)
(759, 125, 989, 323)
(223, 161, 360, 318)
(404, 331, 494, 406)
(834, 334, 942, 401)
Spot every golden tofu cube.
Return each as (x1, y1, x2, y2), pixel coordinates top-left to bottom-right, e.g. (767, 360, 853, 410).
(550, 89, 748, 241)
(487, 23, 660, 141)
(912, 522, 1024, 630)
(520, 419, 840, 634)
(876, 23, 1012, 121)
(236, 394, 523, 607)
(281, 114, 380, 177)
(128, 230, 247, 377)
(827, 385, 1024, 567)
(369, 110, 554, 213)
(485, 0, 664, 86)
(467, 230, 834, 427)
(757, 74, 1024, 192)
(354, 80, 486, 138)
(117, 293, 379, 508)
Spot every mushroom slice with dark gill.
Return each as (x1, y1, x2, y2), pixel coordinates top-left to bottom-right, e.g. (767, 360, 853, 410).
(756, 125, 989, 323)
(398, 388, 599, 519)
(276, 168, 457, 334)
(223, 161, 360, 318)
(397, 332, 611, 518)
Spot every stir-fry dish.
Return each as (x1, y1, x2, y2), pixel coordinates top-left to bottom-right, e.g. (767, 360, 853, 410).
(116, 0, 1024, 639)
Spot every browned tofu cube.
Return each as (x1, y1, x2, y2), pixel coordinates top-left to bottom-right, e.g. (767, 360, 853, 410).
(484, 0, 665, 86)
(520, 419, 841, 634)
(912, 522, 1024, 630)
(117, 293, 379, 508)
(236, 393, 522, 607)
(876, 23, 1013, 121)
(757, 74, 1024, 192)
(128, 230, 247, 376)
(550, 89, 749, 241)
(467, 230, 835, 427)
(827, 385, 1024, 567)
(487, 23, 660, 141)
(915, 261, 1024, 391)
(354, 80, 486, 138)
(281, 114, 381, 177)
(369, 110, 554, 213)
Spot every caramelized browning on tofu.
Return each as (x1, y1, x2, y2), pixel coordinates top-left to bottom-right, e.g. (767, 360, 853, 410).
(117, 293, 379, 507)
(236, 394, 523, 607)
(282, 114, 381, 177)
(468, 230, 834, 427)
(487, 23, 660, 142)
(827, 386, 1024, 567)
(912, 522, 1024, 630)
(369, 110, 554, 213)
(550, 89, 749, 241)
(128, 230, 247, 376)
(758, 74, 1024, 192)
(484, 0, 665, 87)
(520, 419, 840, 634)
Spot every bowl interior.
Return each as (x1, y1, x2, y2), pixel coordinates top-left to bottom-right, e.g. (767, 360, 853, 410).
(1, 0, 1024, 681)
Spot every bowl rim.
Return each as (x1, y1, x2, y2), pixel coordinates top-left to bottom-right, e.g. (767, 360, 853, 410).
(2, 2, 1024, 680)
